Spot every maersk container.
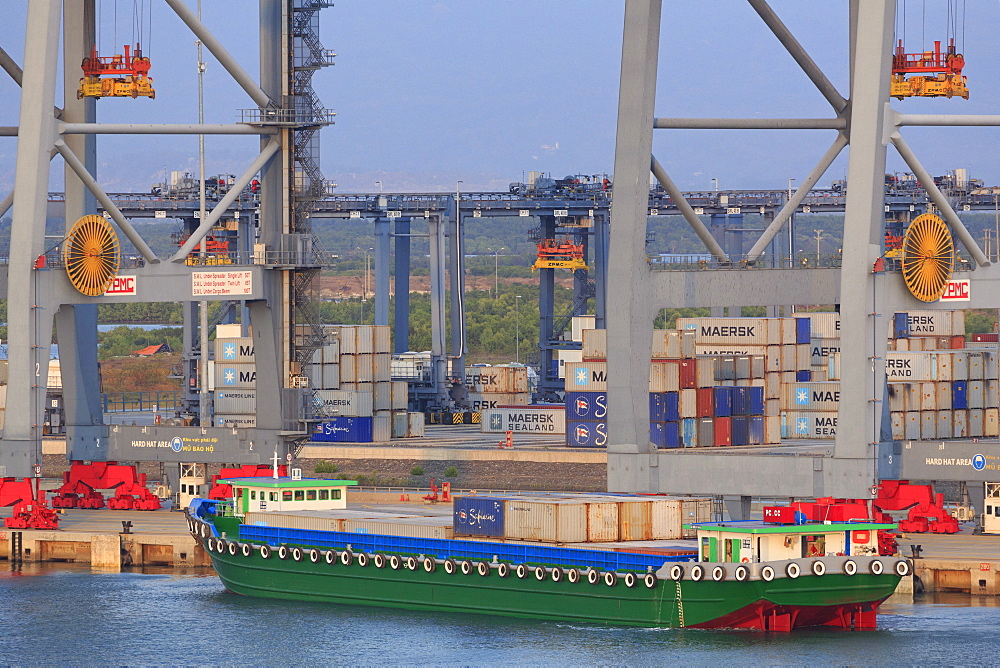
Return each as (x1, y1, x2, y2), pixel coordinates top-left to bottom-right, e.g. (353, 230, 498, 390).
(214, 362, 257, 389)
(675, 317, 772, 345)
(713, 387, 732, 417)
(466, 365, 530, 393)
(810, 338, 840, 366)
(748, 416, 764, 445)
(920, 411, 937, 440)
(564, 362, 607, 392)
(780, 382, 839, 412)
(886, 352, 936, 382)
(566, 420, 607, 447)
(214, 389, 256, 414)
(681, 418, 698, 447)
(731, 416, 749, 446)
(781, 411, 837, 439)
(714, 417, 732, 446)
(215, 414, 256, 428)
(582, 328, 607, 360)
(567, 391, 608, 420)
(904, 412, 921, 440)
(902, 310, 964, 337)
(483, 406, 565, 435)
(504, 498, 619, 543)
(466, 392, 530, 411)
(214, 337, 255, 363)
(649, 360, 680, 392)
(453, 496, 506, 537)
(315, 390, 374, 417)
(312, 416, 374, 443)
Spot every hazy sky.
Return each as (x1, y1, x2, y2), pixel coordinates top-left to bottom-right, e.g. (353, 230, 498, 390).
(1, 1, 998, 193)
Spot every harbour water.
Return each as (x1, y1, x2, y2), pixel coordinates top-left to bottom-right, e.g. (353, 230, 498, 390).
(0, 564, 997, 665)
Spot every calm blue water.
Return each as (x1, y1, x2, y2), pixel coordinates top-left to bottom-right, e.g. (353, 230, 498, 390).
(0, 564, 996, 666)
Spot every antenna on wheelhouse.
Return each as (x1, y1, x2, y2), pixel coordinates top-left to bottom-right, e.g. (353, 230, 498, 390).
(272, 451, 280, 479)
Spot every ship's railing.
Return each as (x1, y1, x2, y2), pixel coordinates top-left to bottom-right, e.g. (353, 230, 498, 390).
(102, 390, 184, 413)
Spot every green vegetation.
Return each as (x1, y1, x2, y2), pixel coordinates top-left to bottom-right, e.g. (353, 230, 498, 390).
(313, 460, 339, 474)
(443, 465, 458, 478)
(410, 466, 424, 476)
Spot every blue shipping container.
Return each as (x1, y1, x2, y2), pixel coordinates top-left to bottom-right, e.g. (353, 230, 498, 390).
(713, 386, 732, 417)
(649, 392, 679, 422)
(453, 496, 506, 537)
(650, 421, 680, 449)
(747, 386, 765, 415)
(893, 312, 909, 339)
(566, 420, 607, 447)
(312, 416, 374, 443)
(795, 370, 812, 382)
(565, 392, 608, 420)
(731, 416, 749, 446)
(796, 317, 811, 344)
(681, 418, 699, 448)
(953, 380, 969, 410)
(748, 416, 764, 445)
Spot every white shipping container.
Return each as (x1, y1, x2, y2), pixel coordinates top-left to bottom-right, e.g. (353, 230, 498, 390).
(356, 354, 374, 382)
(781, 411, 838, 439)
(985, 408, 999, 437)
(323, 341, 340, 363)
(936, 382, 952, 410)
(339, 326, 358, 354)
(214, 389, 256, 415)
(373, 415, 391, 442)
(215, 414, 256, 428)
(887, 383, 908, 412)
(919, 382, 937, 411)
(796, 344, 811, 371)
(905, 411, 921, 440)
(694, 344, 766, 357)
(564, 362, 607, 392)
(504, 498, 618, 543)
(571, 316, 596, 342)
(810, 365, 828, 382)
(374, 382, 392, 411)
(374, 353, 391, 382)
(582, 328, 607, 360)
(937, 352, 954, 381)
(901, 310, 964, 337)
(314, 390, 374, 417)
(937, 410, 952, 439)
(355, 325, 375, 354)
(649, 361, 680, 392)
(652, 330, 681, 358)
(780, 382, 840, 412)
(969, 380, 985, 409)
(969, 352, 985, 380)
(320, 363, 340, 389)
(340, 355, 357, 383)
(921, 411, 937, 440)
(988, 380, 998, 408)
(214, 337, 255, 363)
(799, 312, 840, 339)
(408, 411, 426, 437)
(764, 371, 781, 400)
(886, 352, 937, 381)
(466, 392, 530, 411)
(695, 358, 715, 388)
(970, 409, 985, 438)
(373, 325, 391, 353)
(214, 362, 256, 389)
(952, 409, 968, 438)
(618, 498, 682, 540)
(765, 414, 782, 444)
(480, 406, 566, 434)
(681, 331, 697, 357)
(557, 349, 584, 380)
(391, 381, 408, 411)
(679, 388, 697, 418)
(343, 517, 452, 540)
(675, 317, 772, 346)
(392, 411, 408, 438)
(780, 318, 798, 345)
(780, 345, 797, 372)
(466, 366, 530, 394)
(810, 338, 840, 367)
(891, 412, 905, 440)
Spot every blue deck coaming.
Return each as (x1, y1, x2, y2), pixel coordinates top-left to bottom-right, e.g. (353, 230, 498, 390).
(236, 523, 696, 572)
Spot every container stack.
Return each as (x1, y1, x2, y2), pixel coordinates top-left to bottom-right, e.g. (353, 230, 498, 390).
(213, 336, 258, 428)
(311, 325, 423, 443)
(453, 494, 712, 541)
(463, 365, 531, 411)
(564, 319, 784, 448)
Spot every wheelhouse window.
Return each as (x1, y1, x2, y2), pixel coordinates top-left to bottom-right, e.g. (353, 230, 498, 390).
(306, 490, 317, 501)
(333, 490, 341, 500)
(318, 490, 330, 501)
(250, 490, 257, 500)
(294, 490, 304, 501)
(282, 491, 293, 501)
(269, 492, 277, 501)
(802, 534, 826, 557)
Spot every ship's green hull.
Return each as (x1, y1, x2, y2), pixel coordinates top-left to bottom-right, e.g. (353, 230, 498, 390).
(201, 536, 901, 630)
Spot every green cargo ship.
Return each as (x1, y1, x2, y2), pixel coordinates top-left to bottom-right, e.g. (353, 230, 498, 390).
(189, 477, 908, 631)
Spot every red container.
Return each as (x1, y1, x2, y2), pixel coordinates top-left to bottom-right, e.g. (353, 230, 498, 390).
(949, 334, 966, 348)
(678, 359, 697, 389)
(696, 387, 714, 418)
(713, 417, 732, 446)
(971, 333, 998, 343)
(762, 506, 797, 524)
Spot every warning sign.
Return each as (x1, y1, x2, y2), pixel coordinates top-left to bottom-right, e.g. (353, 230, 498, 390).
(192, 270, 253, 297)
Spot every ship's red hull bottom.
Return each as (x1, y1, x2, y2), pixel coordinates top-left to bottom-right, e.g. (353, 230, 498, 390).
(690, 597, 887, 631)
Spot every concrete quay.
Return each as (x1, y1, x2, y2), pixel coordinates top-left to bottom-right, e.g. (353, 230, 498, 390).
(898, 528, 1000, 596)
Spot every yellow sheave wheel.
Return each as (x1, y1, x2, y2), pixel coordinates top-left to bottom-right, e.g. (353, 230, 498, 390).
(900, 213, 954, 302)
(64, 214, 121, 296)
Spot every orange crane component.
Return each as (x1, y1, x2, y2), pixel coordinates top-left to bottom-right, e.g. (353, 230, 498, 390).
(77, 43, 155, 99)
(890, 38, 968, 100)
(531, 239, 588, 271)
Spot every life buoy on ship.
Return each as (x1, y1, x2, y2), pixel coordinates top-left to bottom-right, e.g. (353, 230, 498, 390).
(669, 564, 684, 581)
(340, 550, 353, 566)
(356, 553, 369, 567)
(405, 556, 418, 570)
(291, 547, 303, 562)
(389, 554, 402, 570)
(309, 549, 320, 563)
(423, 557, 436, 573)
(734, 565, 748, 582)
(228, 542, 238, 556)
(711, 566, 725, 582)
(442, 558, 455, 574)
(497, 562, 509, 578)
(374, 553, 387, 569)
(624, 572, 637, 588)
(761, 565, 775, 582)
(644, 573, 657, 589)
(460, 560, 472, 575)
(516, 564, 528, 579)
(241, 543, 252, 557)
(325, 550, 337, 565)
(786, 562, 800, 579)
(534, 566, 547, 581)
(278, 545, 289, 560)
(690, 565, 704, 582)
(870, 559, 884, 575)
(551, 568, 563, 582)
(587, 568, 601, 585)
(895, 560, 910, 576)
(741, 557, 750, 563)
(604, 571, 618, 587)
(567, 568, 580, 583)
(812, 560, 826, 576)
(843, 560, 857, 576)
(477, 561, 490, 577)
(260, 545, 271, 559)
(216, 540, 227, 554)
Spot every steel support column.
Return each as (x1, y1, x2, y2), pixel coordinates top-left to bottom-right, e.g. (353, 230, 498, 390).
(374, 218, 391, 326)
(448, 208, 467, 383)
(393, 217, 411, 353)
